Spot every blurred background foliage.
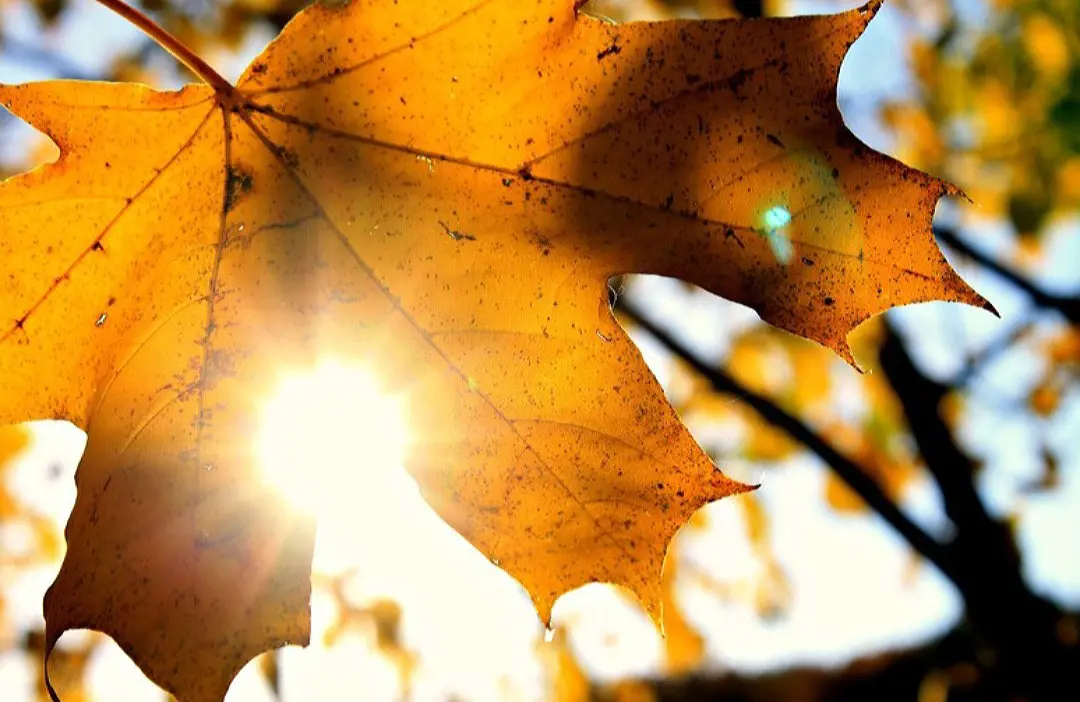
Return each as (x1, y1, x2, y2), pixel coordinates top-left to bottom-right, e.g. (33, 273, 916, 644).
(1, 0, 1078, 701)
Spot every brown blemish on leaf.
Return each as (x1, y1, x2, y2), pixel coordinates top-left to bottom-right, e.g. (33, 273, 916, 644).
(597, 41, 622, 61)
(439, 220, 476, 242)
(224, 165, 254, 213)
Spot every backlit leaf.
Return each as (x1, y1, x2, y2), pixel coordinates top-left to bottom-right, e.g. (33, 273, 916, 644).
(0, 0, 989, 697)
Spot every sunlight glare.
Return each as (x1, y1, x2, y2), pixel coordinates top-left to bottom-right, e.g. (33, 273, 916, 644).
(256, 360, 410, 518)
(253, 362, 549, 702)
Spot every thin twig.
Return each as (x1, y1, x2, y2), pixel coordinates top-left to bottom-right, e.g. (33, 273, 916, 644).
(879, 322, 1071, 698)
(949, 316, 1037, 389)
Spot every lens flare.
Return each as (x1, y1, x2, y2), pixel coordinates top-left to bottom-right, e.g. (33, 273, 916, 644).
(762, 205, 794, 265)
(763, 205, 792, 231)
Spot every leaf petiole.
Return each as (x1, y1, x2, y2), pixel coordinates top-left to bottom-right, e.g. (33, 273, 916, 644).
(95, 0, 235, 95)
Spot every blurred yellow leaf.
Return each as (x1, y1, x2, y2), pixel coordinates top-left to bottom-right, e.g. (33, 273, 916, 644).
(546, 626, 590, 702)
(1022, 13, 1071, 80)
(880, 102, 944, 169)
(743, 418, 800, 462)
(822, 421, 919, 514)
(1029, 381, 1062, 416)
(661, 557, 706, 675)
(1057, 157, 1080, 205)
(787, 343, 831, 412)
(608, 680, 658, 702)
(1046, 327, 1080, 365)
(729, 329, 785, 397)
(0, 424, 31, 518)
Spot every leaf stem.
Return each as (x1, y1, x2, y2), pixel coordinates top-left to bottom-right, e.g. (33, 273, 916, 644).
(95, 0, 234, 93)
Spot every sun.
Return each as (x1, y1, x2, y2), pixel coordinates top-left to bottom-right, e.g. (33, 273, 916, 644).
(255, 359, 410, 518)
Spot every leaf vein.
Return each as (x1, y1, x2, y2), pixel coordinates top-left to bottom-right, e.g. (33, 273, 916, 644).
(0, 103, 217, 345)
(234, 108, 635, 563)
(248, 0, 499, 96)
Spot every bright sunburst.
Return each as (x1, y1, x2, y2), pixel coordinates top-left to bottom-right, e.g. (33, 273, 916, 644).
(252, 361, 550, 702)
(255, 360, 410, 518)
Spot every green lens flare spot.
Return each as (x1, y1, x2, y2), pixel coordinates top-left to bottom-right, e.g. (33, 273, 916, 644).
(762, 205, 794, 265)
(763, 205, 792, 231)
(768, 231, 793, 264)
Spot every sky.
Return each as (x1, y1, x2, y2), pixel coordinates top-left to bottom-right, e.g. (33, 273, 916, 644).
(1, 0, 1078, 700)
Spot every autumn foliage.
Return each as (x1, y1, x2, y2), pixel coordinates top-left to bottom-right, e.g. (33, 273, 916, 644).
(0, 0, 1012, 699)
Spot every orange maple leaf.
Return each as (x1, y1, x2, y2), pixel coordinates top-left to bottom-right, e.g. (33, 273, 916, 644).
(0, 0, 990, 698)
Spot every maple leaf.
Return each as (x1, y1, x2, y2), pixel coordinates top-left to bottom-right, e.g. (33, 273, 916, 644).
(0, 0, 991, 698)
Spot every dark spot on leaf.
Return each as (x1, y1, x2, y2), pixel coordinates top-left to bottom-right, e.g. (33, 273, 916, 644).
(439, 221, 476, 242)
(597, 42, 622, 61)
(766, 133, 785, 149)
(277, 147, 300, 169)
(824, 296, 835, 306)
(802, 257, 814, 266)
(224, 166, 254, 213)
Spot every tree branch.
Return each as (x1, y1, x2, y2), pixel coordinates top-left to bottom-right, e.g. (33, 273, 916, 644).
(935, 226, 1080, 324)
(616, 299, 959, 584)
(879, 324, 1016, 570)
(603, 626, 978, 702)
(618, 300, 1078, 699)
(949, 317, 1036, 389)
(879, 323, 1074, 700)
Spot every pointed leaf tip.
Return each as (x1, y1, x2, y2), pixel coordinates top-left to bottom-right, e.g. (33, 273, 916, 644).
(860, 0, 887, 18)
